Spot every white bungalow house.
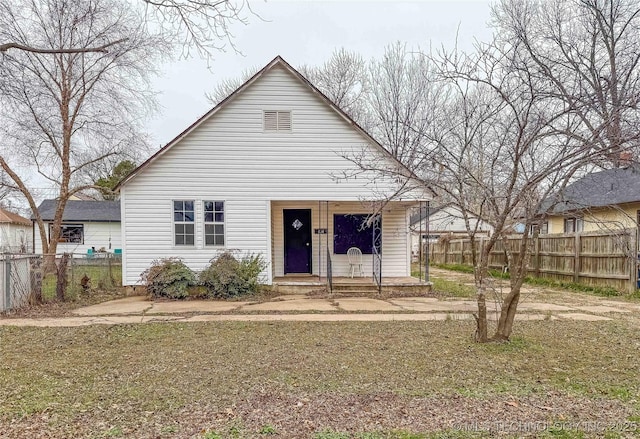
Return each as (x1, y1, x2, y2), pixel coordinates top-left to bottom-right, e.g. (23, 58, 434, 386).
(116, 56, 431, 289)
(0, 208, 32, 253)
(33, 200, 122, 256)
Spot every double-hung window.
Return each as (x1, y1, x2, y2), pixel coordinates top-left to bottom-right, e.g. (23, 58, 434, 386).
(564, 217, 583, 233)
(204, 201, 225, 246)
(174, 200, 195, 245)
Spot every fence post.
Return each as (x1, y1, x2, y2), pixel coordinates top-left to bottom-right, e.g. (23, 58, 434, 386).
(535, 235, 541, 277)
(630, 228, 638, 293)
(444, 239, 449, 265)
(108, 254, 114, 286)
(573, 233, 580, 283)
(5, 255, 11, 310)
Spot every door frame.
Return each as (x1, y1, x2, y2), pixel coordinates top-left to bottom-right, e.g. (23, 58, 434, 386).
(283, 208, 312, 274)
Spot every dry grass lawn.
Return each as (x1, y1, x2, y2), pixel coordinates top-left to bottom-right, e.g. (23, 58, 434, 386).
(1, 319, 640, 438)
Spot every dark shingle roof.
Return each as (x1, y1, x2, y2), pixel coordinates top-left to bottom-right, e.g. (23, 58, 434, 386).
(547, 167, 640, 214)
(34, 200, 120, 222)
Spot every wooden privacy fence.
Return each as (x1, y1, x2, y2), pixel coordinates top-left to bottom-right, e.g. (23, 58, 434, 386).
(429, 229, 638, 293)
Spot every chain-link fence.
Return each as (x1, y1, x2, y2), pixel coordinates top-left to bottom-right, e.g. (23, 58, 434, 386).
(67, 253, 122, 291)
(41, 253, 122, 300)
(0, 254, 42, 312)
(0, 253, 123, 312)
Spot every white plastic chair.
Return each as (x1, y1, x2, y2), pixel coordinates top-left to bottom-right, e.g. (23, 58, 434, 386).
(347, 247, 363, 278)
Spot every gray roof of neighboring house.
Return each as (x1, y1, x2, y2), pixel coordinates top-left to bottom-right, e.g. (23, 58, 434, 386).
(34, 200, 120, 222)
(546, 166, 640, 214)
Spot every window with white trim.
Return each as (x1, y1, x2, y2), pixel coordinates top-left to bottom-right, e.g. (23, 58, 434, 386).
(529, 221, 549, 235)
(564, 217, 583, 233)
(263, 110, 291, 131)
(204, 201, 225, 246)
(173, 200, 195, 245)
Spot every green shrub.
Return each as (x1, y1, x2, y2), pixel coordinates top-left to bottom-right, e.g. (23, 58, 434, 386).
(141, 258, 196, 299)
(199, 251, 267, 299)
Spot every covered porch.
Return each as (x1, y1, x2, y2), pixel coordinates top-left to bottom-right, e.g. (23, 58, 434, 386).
(269, 200, 431, 294)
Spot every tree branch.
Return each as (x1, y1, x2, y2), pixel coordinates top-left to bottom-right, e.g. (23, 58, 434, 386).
(0, 38, 128, 54)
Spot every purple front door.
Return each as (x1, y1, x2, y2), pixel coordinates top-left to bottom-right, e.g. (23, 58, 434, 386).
(284, 209, 312, 274)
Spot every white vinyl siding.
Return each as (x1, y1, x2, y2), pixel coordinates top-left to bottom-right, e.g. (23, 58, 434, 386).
(34, 222, 122, 255)
(121, 63, 421, 285)
(122, 198, 269, 285)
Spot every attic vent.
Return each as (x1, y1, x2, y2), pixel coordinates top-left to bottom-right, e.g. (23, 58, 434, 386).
(264, 110, 291, 132)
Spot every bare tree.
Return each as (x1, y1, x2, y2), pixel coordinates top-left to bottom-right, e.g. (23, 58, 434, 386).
(344, 37, 601, 342)
(493, 0, 640, 166)
(0, 171, 19, 210)
(205, 66, 259, 105)
(366, 43, 443, 166)
(1, 0, 255, 60)
(142, 0, 255, 61)
(299, 48, 370, 127)
(206, 48, 370, 124)
(0, 0, 165, 273)
(341, 3, 636, 341)
(426, 40, 593, 341)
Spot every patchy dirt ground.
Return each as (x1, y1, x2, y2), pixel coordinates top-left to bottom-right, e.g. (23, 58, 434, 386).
(1, 287, 127, 319)
(1, 391, 635, 438)
(1, 320, 639, 438)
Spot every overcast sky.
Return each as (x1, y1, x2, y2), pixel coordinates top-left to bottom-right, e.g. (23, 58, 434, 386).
(146, 0, 494, 148)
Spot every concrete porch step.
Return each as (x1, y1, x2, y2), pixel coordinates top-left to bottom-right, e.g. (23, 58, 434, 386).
(331, 282, 377, 291)
(272, 276, 432, 295)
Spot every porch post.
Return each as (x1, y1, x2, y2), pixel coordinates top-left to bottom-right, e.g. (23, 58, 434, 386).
(418, 202, 423, 281)
(425, 200, 430, 282)
(318, 200, 322, 280)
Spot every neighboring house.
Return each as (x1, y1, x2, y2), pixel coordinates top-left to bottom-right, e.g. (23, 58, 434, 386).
(541, 166, 640, 234)
(409, 204, 493, 256)
(115, 56, 429, 286)
(0, 208, 31, 253)
(33, 200, 121, 255)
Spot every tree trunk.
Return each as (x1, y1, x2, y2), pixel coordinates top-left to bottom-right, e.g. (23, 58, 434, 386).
(475, 287, 489, 342)
(493, 287, 521, 341)
(474, 250, 491, 343)
(493, 235, 528, 341)
(55, 253, 69, 301)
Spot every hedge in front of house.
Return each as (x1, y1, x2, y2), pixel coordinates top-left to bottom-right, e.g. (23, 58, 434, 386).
(141, 252, 267, 299)
(141, 257, 197, 299)
(199, 251, 267, 299)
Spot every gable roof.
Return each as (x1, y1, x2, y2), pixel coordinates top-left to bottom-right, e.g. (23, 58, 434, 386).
(35, 200, 121, 222)
(115, 55, 431, 196)
(546, 166, 640, 214)
(0, 208, 30, 226)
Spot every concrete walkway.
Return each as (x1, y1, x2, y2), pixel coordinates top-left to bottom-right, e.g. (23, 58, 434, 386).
(0, 287, 636, 327)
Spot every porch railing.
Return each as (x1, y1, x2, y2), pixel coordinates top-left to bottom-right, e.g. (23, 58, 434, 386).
(373, 246, 382, 294)
(372, 213, 382, 294)
(326, 248, 333, 294)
